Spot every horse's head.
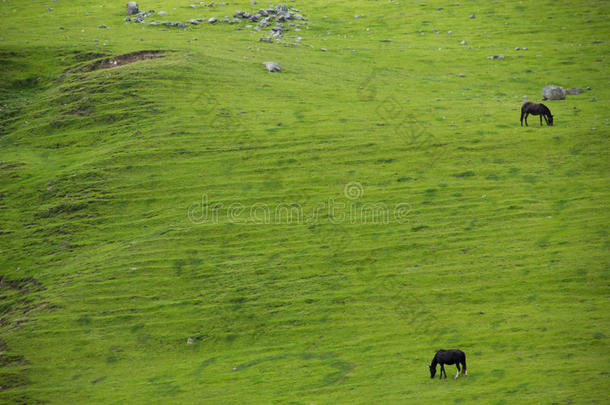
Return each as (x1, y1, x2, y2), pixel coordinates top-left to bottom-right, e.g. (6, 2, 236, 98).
(429, 365, 436, 378)
(548, 115, 554, 126)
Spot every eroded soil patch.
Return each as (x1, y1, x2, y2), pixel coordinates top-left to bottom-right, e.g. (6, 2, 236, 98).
(72, 50, 167, 73)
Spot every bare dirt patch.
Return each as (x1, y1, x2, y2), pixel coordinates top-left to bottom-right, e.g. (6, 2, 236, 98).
(72, 50, 167, 73)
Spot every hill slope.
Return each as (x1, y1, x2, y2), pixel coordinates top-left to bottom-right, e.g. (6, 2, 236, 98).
(1, 0, 609, 403)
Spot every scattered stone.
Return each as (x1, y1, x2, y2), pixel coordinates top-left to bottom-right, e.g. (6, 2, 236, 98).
(458, 73, 465, 77)
(189, 19, 199, 25)
(251, 0, 257, 4)
(592, 40, 602, 44)
(208, 17, 217, 23)
(126, 2, 139, 16)
(542, 85, 566, 100)
(566, 88, 584, 95)
(321, 48, 328, 52)
(263, 61, 281, 72)
(470, 13, 475, 18)
(514, 46, 521, 50)
(586, 86, 592, 90)
(158, 11, 167, 15)
(99, 24, 107, 29)
(187, 337, 194, 344)
(460, 40, 467, 45)
(276, 4, 289, 14)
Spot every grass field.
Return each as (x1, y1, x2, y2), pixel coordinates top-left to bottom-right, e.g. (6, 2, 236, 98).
(1, 0, 609, 403)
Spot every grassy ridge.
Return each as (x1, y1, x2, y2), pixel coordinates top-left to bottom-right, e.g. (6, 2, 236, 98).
(1, 0, 609, 403)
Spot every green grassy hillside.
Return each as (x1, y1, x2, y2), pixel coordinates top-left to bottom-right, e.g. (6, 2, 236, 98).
(1, 0, 608, 403)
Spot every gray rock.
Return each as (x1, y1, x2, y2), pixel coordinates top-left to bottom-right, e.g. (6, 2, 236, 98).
(275, 4, 289, 14)
(542, 85, 566, 100)
(208, 17, 217, 23)
(189, 19, 199, 25)
(126, 1, 139, 15)
(566, 88, 584, 95)
(187, 337, 194, 344)
(460, 40, 467, 45)
(158, 11, 167, 15)
(470, 13, 475, 18)
(251, 0, 257, 4)
(321, 48, 328, 52)
(263, 61, 281, 72)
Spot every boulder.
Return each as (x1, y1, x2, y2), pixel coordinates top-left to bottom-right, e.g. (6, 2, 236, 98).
(275, 4, 289, 14)
(126, 2, 139, 15)
(263, 62, 281, 72)
(566, 88, 584, 95)
(542, 85, 566, 100)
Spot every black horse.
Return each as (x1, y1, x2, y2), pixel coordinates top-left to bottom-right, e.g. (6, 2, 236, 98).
(521, 102, 553, 126)
(429, 349, 467, 380)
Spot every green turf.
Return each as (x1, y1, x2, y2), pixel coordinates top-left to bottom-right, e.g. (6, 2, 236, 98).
(1, 0, 609, 403)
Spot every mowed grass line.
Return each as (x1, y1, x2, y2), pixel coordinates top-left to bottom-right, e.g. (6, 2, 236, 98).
(1, 0, 609, 403)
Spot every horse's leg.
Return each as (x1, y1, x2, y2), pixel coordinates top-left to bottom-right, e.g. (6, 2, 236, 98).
(441, 364, 446, 379)
(540, 114, 543, 126)
(524, 112, 529, 126)
(520, 110, 524, 126)
(455, 363, 461, 379)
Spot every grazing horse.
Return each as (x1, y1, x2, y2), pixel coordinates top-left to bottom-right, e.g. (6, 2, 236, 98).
(521, 102, 553, 126)
(429, 349, 467, 380)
